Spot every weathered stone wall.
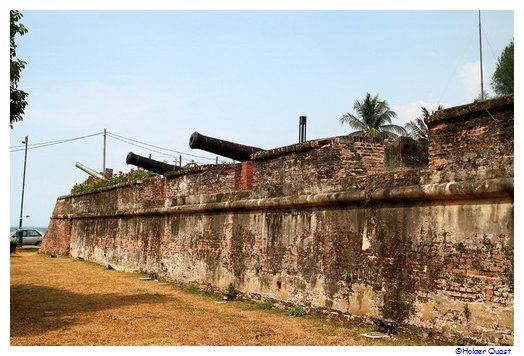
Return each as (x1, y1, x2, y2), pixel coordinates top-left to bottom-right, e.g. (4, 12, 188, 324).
(385, 137, 429, 172)
(427, 95, 514, 183)
(41, 199, 72, 256)
(250, 136, 385, 197)
(41, 95, 514, 345)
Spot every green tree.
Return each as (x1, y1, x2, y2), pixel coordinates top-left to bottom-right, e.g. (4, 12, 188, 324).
(340, 93, 407, 138)
(405, 105, 443, 139)
(491, 40, 513, 96)
(11, 10, 28, 128)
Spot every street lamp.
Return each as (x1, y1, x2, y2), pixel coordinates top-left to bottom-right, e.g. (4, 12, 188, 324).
(16, 136, 29, 247)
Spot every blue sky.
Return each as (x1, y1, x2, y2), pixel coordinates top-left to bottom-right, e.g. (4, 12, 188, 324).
(8, 9, 515, 227)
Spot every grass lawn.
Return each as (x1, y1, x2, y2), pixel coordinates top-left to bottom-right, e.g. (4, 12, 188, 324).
(10, 249, 447, 346)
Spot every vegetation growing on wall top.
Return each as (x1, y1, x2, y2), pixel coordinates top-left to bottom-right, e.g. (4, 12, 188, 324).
(71, 169, 158, 194)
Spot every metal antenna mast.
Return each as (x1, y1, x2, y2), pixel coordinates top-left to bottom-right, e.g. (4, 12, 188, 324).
(478, 10, 485, 100)
(103, 128, 107, 175)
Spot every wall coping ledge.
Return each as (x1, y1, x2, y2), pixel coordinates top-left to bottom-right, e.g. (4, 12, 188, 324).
(426, 94, 513, 126)
(52, 177, 513, 220)
(251, 135, 387, 161)
(165, 161, 238, 178)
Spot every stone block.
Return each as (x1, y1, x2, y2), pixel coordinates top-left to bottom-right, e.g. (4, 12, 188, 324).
(384, 137, 428, 172)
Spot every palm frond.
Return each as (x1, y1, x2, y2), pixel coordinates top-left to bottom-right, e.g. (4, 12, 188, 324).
(405, 105, 444, 139)
(340, 92, 402, 138)
(405, 119, 428, 139)
(380, 124, 408, 137)
(340, 113, 368, 133)
(348, 130, 367, 137)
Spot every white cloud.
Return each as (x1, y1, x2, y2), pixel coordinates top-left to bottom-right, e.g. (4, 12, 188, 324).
(392, 100, 448, 127)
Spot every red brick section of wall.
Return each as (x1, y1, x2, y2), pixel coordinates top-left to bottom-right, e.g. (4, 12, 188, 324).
(40, 199, 72, 256)
(235, 161, 254, 190)
(427, 94, 513, 183)
(350, 137, 385, 175)
(250, 136, 385, 197)
(136, 178, 168, 208)
(40, 219, 71, 256)
(166, 163, 239, 198)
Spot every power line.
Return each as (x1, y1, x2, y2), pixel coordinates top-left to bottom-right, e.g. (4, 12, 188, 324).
(9, 129, 223, 167)
(107, 131, 216, 161)
(149, 155, 226, 166)
(10, 132, 103, 152)
(150, 153, 177, 158)
(107, 134, 221, 165)
(437, 22, 478, 104)
(481, 27, 500, 63)
(106, 133, 180, 158)
(10, 132, 103, 149)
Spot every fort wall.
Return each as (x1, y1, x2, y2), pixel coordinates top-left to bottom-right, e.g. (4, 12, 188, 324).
(41, 95, 514, 345)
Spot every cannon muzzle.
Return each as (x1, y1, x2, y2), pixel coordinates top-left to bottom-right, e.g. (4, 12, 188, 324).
(126, 152, 179, 175)
(75, 162, 107, 180)
(189, 131, 264, 162)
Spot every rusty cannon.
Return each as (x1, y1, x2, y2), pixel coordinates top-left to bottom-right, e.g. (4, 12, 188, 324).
(189, 131, 265, 162)
(126, 152, 180, 175)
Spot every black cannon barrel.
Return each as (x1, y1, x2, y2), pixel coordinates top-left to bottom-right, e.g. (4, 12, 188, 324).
(189, 131, 264, 162)
(126, 152, 179, 175)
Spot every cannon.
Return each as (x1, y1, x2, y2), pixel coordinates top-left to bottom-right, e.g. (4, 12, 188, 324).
(75, 162, 107, 180)
(126, 152, 179, 175)
(189, 131, 265, 162)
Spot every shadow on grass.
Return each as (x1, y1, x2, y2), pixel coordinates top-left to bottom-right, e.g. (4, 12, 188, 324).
(11, 284, 172, 338)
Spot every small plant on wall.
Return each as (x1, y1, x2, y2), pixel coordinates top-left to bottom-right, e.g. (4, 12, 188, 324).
(463, 303, 471, 321)
(341, 270, 351, 283)
(341, 269, 356, 314)
(71, 168, 158, 194)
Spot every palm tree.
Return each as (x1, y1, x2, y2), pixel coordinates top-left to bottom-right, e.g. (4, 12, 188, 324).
(340, 93, 407, 138)
(405, 105, 443, 139)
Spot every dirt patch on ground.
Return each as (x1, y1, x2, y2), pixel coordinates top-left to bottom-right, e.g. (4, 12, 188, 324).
(10, 249, 445, 346)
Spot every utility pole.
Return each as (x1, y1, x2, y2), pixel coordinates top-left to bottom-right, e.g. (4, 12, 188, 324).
(102, 128, 107, 175)
(17, 136, 29, 246)
(478, 10, 485, 100)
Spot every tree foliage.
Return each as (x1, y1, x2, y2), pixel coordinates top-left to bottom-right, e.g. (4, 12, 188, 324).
(11, 10, 28, 128)
(405, 105, 443, 139)
(491, 40, 514, 96)
(340, 93, 407, 138)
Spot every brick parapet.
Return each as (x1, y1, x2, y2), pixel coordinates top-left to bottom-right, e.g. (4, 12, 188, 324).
(427, 95, 513, 125)
(427, 95, 513, 183)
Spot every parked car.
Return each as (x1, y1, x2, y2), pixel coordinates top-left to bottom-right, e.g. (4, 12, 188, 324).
(10, 228, 45, 247)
